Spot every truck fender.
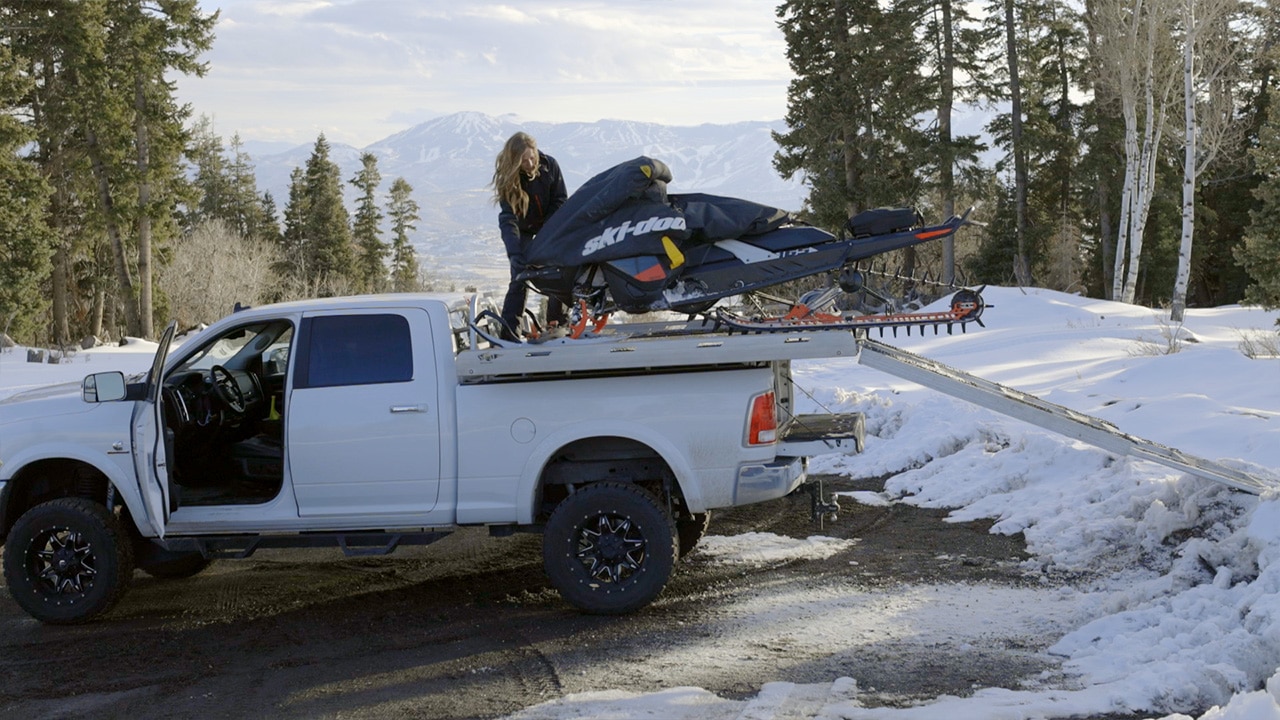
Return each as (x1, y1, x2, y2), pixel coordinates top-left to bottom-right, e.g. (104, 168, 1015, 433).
(514, 420, 703, 524)
(0, 442, 152, 538)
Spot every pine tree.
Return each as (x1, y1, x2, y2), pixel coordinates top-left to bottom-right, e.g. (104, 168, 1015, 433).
(258, 191, 282, 246)
(184, 126, 271, 243)
(1237, 43, 1280, 307)
(0, 43, 54, 343)
(976, 0, 1090, 289)
(186, 115, 233, 229)
(1078, 0, 1129, 299)
(387, 177, 422, 293)
(279, 167, 308, 282)
(774, 0, 934, 232)
(299, 134, 354, 293)
(966, 180, 1023, 285)
(227, 133, 271, 241)
(101, 0, 216, 337)
(7, 0, 114, 345)
(18, 0, 217, 339)
(350, 152, 388, 293)
(903, 0, 991, 280)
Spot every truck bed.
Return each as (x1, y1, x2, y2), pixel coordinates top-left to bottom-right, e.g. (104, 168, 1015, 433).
(456, 321, 861, 382)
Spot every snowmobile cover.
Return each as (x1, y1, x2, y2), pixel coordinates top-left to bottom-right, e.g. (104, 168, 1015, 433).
(669, 193, 793, 241)
(525, 156, 797, 267)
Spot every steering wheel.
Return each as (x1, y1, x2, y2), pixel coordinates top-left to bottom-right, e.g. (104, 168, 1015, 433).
(210, 365, 246, 414)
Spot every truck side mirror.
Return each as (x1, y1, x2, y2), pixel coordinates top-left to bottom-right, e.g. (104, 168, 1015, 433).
(83, 371, 127, 403)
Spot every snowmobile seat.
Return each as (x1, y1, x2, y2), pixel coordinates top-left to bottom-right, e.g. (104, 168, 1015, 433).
(735, 225, 838, 253)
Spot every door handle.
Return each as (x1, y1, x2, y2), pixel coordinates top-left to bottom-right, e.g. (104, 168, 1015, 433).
(390, 404, 427, 413)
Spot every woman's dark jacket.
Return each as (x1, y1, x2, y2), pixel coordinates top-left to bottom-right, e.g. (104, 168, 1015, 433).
(498, 151, 568, 263)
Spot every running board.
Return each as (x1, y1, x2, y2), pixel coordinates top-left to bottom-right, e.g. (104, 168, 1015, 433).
(857, 339, 1278, 495)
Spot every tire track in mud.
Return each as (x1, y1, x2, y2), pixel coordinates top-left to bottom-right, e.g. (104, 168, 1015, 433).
(211, 563, 253, 619)
(500, 616, 566, 704)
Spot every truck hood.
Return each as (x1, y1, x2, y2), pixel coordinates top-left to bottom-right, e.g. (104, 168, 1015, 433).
(0, 382, 95, 425)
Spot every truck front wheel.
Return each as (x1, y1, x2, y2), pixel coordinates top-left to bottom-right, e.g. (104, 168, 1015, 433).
(2, 498, 134, 624)
(543, 481, 676, 614)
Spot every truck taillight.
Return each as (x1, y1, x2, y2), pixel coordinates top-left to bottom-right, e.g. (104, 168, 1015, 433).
(746, 391, 777, 446)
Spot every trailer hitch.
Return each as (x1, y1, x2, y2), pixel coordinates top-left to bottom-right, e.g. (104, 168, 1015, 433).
(804, 479, 840, 526)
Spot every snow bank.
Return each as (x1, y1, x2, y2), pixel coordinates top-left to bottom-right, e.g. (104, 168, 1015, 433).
(796, 288, 1280, 718)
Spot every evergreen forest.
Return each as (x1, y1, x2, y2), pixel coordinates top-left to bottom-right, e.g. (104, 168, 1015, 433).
(2, 0, 1280, 346)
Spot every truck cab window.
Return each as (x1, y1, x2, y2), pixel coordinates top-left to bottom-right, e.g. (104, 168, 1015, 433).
(297, 314, 414, 388)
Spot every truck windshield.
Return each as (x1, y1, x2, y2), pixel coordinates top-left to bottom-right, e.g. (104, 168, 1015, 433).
(175, 322, 292, 373)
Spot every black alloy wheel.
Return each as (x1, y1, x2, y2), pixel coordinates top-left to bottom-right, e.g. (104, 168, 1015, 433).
(543, 481, 676, 615)
(2, 498, 134, 624)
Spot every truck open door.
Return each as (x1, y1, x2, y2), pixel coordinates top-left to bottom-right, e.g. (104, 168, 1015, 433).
(131, 321, 178, 538)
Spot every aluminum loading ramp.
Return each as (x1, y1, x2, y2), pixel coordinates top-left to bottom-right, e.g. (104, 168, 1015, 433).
(857, 338, 1279, 495)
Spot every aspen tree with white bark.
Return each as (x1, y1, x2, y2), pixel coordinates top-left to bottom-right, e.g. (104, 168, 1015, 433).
(1092, 0, 1179, 304)
(1169, 0, 1250, 321)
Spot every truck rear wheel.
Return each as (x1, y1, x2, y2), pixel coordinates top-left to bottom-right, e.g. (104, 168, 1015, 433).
(677, 511, 711, 559)
(543, 481, 676, 614)
(2, 498, 134, 624)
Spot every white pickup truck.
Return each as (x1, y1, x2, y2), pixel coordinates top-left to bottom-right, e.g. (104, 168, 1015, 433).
(0, 294, 863, 624)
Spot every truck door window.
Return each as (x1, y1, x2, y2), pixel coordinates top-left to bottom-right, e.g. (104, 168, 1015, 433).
(297, 314, 413, 388)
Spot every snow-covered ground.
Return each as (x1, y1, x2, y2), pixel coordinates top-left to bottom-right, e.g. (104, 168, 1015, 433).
(4, 286, 1280, 719)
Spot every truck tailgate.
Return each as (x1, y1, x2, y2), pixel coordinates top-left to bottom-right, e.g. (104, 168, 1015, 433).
(776, 413, 865, 457)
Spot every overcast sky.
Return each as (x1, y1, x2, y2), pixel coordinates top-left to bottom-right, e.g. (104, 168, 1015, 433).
(177, 0, 794, 148)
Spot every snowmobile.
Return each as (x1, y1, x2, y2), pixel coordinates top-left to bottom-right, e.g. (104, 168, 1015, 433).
(517, 156, 976, 333)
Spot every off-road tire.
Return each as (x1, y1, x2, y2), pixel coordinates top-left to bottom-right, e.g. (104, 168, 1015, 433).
(677, 511, 711, 559)
(542, 481, 676, 614)
(2, 498, 134, 624)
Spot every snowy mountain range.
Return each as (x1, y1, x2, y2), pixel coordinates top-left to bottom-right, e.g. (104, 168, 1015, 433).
(245, 111, 808, 289)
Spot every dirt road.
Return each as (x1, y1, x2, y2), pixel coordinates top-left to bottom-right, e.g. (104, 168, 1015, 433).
(0, 475, 1084, 719)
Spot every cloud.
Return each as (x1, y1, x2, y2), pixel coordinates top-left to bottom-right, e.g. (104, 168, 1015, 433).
(180, 0, 792, 145)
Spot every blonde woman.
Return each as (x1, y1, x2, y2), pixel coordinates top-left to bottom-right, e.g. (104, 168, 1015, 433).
(491, 132, 568, 339)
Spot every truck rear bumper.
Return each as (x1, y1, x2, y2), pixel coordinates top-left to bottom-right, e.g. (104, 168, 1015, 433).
(731, 412, 865, 508)
(733, 457, 807, 506)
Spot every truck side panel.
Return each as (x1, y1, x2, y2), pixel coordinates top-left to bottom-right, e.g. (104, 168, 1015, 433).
(453, 367, 778, 524)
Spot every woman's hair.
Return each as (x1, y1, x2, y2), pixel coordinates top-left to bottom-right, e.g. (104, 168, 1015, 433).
(492, 132, 537, 217)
